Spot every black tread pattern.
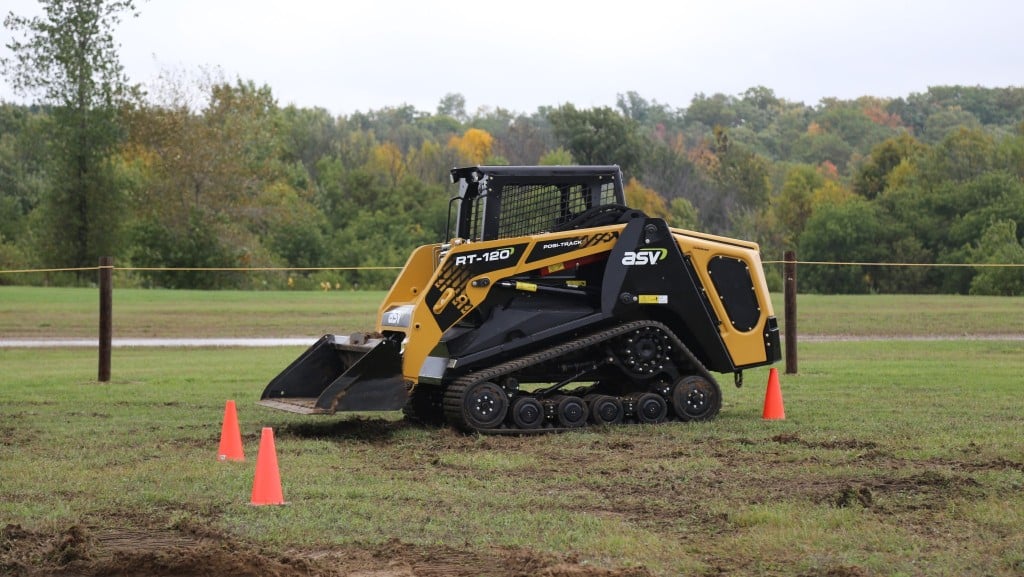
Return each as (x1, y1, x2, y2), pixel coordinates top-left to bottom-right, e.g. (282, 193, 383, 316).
(442, 320, 718, 433)
(403, 384, 445, 426)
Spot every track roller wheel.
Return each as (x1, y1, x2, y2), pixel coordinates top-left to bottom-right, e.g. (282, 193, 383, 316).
(671, 375, 721, 421)
(509, 396, 544, 430)
(551, 395, 588, 428)
(445, 381, 508, 432)
(585, 394, 623, 425)
(631, 392, 668, 424)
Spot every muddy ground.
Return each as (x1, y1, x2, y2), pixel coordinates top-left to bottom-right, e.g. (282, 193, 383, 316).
(3, 417, 1022, 577)
(1, 521, 649, 577)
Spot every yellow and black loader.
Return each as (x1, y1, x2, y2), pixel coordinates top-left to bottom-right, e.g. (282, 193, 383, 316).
(260, 165, 780, 433)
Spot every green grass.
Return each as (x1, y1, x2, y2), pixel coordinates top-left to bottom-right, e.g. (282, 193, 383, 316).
(0, 286, 383, 338)
(2, 340, 1023, 575)
(2, 286, 1023, 338)
(770, 292, 1024, 337)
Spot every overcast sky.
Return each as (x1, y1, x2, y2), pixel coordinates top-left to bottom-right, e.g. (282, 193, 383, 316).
(2, 0, 1021, 116)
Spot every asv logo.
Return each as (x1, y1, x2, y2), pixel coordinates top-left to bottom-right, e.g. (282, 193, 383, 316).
(622, 248, 668, 266)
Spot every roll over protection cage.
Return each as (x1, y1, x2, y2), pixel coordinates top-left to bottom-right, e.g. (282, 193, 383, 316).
(448, 165, 626, 242)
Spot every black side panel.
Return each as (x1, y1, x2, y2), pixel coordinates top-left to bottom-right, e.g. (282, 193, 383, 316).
(444, 292, 599, 359)
(601, 218, 734, 373)
(707, 255, 760, 332)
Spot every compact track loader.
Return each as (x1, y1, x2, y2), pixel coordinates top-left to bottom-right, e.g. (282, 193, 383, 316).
(259, 165, 781, 433)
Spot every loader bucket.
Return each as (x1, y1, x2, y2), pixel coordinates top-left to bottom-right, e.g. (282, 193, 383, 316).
(258, 334, 407, 414)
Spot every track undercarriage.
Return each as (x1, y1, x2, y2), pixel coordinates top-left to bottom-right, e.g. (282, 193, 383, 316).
(404, 320, 723, 434)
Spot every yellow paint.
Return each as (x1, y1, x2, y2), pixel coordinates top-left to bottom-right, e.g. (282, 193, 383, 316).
(638, 294, 668, 304)
(673, 230, 776, 366)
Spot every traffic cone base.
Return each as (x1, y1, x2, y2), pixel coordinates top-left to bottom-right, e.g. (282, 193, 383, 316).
(251, 427, 286, 506)
(218, 400, 244, 461)
(762, 368, 786, 420)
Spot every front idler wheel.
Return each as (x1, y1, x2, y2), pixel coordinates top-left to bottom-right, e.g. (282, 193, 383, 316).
(458, 381, 509, 431)
(672, 375, 721, 421)
(510, 396, 544, 430)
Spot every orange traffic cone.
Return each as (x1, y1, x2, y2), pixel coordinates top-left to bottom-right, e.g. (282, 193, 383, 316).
(217, 400, 244, 461)
(762, 368, 786, 420)
(250, 427, 285, 506)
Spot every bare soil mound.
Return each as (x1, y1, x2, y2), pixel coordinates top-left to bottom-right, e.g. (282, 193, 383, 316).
(1, 522, 651, 577)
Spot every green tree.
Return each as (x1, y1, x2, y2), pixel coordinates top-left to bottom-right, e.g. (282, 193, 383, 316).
(923, 126, 995, 183)
(436, 92, 467, 123)
(538, 147, 574, 166)
(123, 78, 313, 287)
(547, 104, 646, 177)
(683, 92, 738, 130)
(616, 91, 682, 133)
(798, 198, 896, 293)
(278, 105, 340, 181)
(0, 104, 48, 242)
(713, 127, 770, 210)
(774, 164, 824, 243)
(997, 125, 1024, 178)
(965, 220, 1024, 296)
(852, 133, 927, 199)
(735, 86, 781, 133)
(2, 0, 140, 273)
(815, 98, 898, 154)
(791, 130, 854, 172)
(668, 197, 699, 229)
(501, 113, 555, 165)
(921, 106, 982, 144)
(639, 139, 714, 230)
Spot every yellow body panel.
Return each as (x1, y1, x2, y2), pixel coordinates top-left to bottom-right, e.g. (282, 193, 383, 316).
(672, 229, 776, 367)
(378, 223, 776, 385)
(379, 226, 622, 384)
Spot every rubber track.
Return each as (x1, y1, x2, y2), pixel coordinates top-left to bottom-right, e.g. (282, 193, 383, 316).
(442, 320, 717, 434)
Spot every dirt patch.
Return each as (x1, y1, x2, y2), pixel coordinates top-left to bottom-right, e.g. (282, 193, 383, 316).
(0, 425, 38, 448)
(797, 566, 871, 577)
(833, 485, 875, 508)
(279, 417, 416, 444)
(771, 433, 878, 451)
(0, 523, 651, 577)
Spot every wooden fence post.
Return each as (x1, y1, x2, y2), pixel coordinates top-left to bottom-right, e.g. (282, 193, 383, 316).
(99, 256, 113, 382)
(783, 251, 797, 375)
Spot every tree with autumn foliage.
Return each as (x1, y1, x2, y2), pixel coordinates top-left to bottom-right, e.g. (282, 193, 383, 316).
(448, 128, 495, 165)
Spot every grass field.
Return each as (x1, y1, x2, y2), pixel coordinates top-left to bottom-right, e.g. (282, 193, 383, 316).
(1, 290, 1023, 576)
(2, 285, 1023, 339)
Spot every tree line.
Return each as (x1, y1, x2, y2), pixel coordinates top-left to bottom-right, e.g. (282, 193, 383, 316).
(2, 1, 1023, 294)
